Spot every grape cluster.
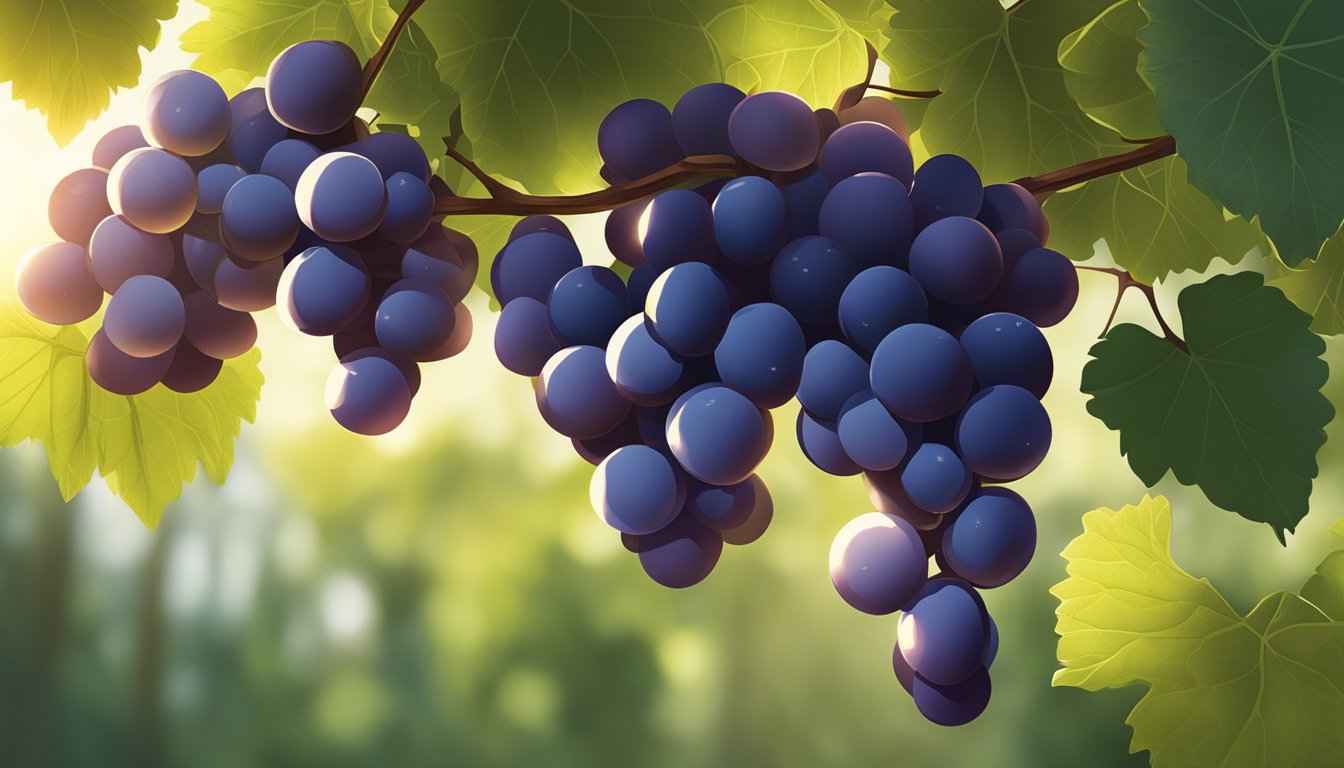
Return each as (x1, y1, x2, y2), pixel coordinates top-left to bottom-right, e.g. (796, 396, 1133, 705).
(19, 41, 475, 433)
(493, 85, 1077, 726)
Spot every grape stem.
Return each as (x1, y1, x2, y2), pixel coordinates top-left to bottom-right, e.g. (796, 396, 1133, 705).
(361, 0, 428, 100)
(1014, 136, 1177, 198)
(1076, 266, 1189, 353)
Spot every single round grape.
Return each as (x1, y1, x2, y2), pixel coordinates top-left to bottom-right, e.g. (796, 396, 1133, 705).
(728, 91, 820, 172)
(995, 247, 1078, 328)
(910, 154, 984, 228)
(375, 280, 456, 362)
(838, 266, 927, 355)
(494, 297, 562, 376)
(912, 665, 991, 726)
(645, 262, 731, 357)
(666, 385, 772, 486)
(955, 385, 1051, 481)
(400, 227, 474, 302)
(196, 164, 247, 215)
(537, 345, 631, 439)
(345, 132, 431, 182)
(721, 476, 772, 545)
(161, 339, 223, 393)
(48, 168, 113, 245)
(605, 314, 683, 406)
(572, 414, 639, 466)
(959, 312, 1052, 398)
(626, 263, 655, 314)
(225, 88, 287, 172)
(605, 199, 649, 267)
(182, 291, 256, 360)
(87, 215, 175, 292)
(107, 148, 197, 234)
(92, 125, 149, 171)
(686, 475, 759, 531)
(16, 243, 103, 325)
(797, 340, 869, 423)
(219, 174, 300, 262)
(908, 216, 1003, 305)
(340, 347, 422, 398)
(642, 189, 716, 273)
(898, 578, 989, 685)
(781, 169, 830, 239)
(901, 443, 971, 514)
(141, 69, 229, 156)
(295, 152, 387, 243)
(104, 275, 186, 358)
(870, 323, 973, 423)
(547, 265, 630, 347)
(213, 255, 283, 312)
(977, 183, 1048, 242)
(672, 83, 745, 156)
(838, 96, 910, 141)
(635, 513, 723, 589)
(591, 444, 686, 535)
(86, 328, 174, 395)
(712, 176, 788, 265)
(819, 121, 914, 188)
(326, 354, 413, 435)
(596, 99, 683, 183)
(490, 232, 583, 305)
(797, 410, 861, 476)
(266, 40, 362, 135)
(818, 172, 915, 270)
(769, 236, 856, 325)
(829, 512, 927, 615)
(378, 172, 434, 244)
(503, 216, 567, 244)
(838, 392, 916, 472)
(942, 487, 1035, 588)
(714, 303, 805, 409)
(260, 139, 321, 192)
(277, 245, 370, 336)
(862, 470, 942, 531)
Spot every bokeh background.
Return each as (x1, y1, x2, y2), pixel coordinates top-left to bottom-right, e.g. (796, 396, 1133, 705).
(1, 5, 1340, 767)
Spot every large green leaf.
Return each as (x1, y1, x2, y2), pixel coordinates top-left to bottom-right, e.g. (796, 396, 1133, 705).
(0, 0, 178, 144)
(0, 303, 263, 528)
(883, 0, 1123, 182)
(1139, 0, 1344, 267)
(1057, 0, 1160, 140)
(1081, 272, 1333, 540)
(1272, 225, 1344, 336)
(1053, 495, 1344, 768)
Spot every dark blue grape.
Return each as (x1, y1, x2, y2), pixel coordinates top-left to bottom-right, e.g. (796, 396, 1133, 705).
(402, 226, 475, 302)
(86, 328, 174, 395)
(339, 347, 421, 398)
(911, 665, 991, 726)
(686, 475, 760, 531)
(598, 99, 683, 182)
(837, 392, 916, 471)
(797, 339, 869, 423)
(260, 139, 321, 192)
(104, 275, 185, 358)
(92, 125, 149, 171)
(838, 266, 927, 355)
(994, 247, 1078, 328)
(728, 91, 820, 172)
(942, 487, 1035, 588)
(666, 385, 772, 486)
(910, 154, 983, 228)
(220, 174, 300, 261)
(829, 512, 927, 615)
(509, 214, 572, 242)
(818, 122, 914, 188)
(721, 476, 772, 545)
(769, 236, 856, 325)
(870, 323, 973, 423)
(296, 152, 387, 242)
(977, 183, 1048, 242)
(797, 410, 860, 476)
(605, 314, 683, 405)
(277, 245, 370, 335)
(645, 262, 731, 356)
(326, 353, 412, 435)
(380, 171, 434, 243)
(108, 148, 197, 234)
(591, 444, 686, 535)
(16, 242, 104, 325)
(160, 339, 222, 393)
(213, 254, 283, 312)
(984, 617, 999, 667)
(88, 215, 175, 292)
(226, 88, 287, 172)
(626, 262, 655, 313)
(900, 443, 971, 514)
(536, 345, 631, 439)
(48, 168, 112, 245)
(955, 385, 1050, 481)
(818, 172, 915, 269)
(572, 413, 639, 466)
(673, 83, 746, 156)
(908, 216, 1003, 305)
(995, 228, 1043, 276)
(892, 636, 916, 694)
(142, 69, 229, 156)
(605, 199, 649, 267)
(490, 231, 583, 305)
(642, 189, 716, 273)
(713, 303, 805, 409)
(897, 578, 989, 685)
(266, 40, 362, 135)
(345, 132, 431, 182)
(712, 176, 788, 265)
(494, 297, 561, 376)
(959, 312, 1052, 398)
(635, 513, 723, 588)
(196, 164, 247, 215)
(780, 169, 830, 239)
(182, 291, 256, 360)
(862, 470, 942, 531)
(375, 280, 456, 362)
(547, 265, 630, 347)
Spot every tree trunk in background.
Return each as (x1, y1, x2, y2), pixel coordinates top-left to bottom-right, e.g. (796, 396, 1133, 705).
(132, 517, 173, 768)
(16, 485, 74, 768)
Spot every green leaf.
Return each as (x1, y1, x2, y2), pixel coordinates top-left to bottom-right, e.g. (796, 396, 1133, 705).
(1081, 272, 1333, 539)
(1301, 550, 1344, 621)
(1139, 0, 1344, 267)
(1052, 495, 1344, 768)
(1057, 0, 1161, 140)
(0, 0, 178, 144)
(1272, 225, 1344, 336)
(883, 0, 1123, 182)
(0, 303, 263, 528)
(824, 0, 891, 45)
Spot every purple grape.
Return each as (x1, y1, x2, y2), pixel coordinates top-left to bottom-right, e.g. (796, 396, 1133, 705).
(260, 139, 321, 192)
(978, 183, 1048, 242)
(213, 255, 283, 312)
(490, 232, 583, 305)
(573, 415, 640, 466)
(870, 323, 973, 422)
(994, 228, 1044, 279)
(686, 475, 760, 531)
(220, 174, 300, 261)
(901, 443, 971, 514)
(770, 236, 856, 325)
(862, 470, 943, 531)
(161, 339, 223, 393)
(377, 172, 433, 244)
(819, 173, 915, 269)
(296, 152, 387, 242)
(942, 487, 1035, 588)
(426, 302, 473, 362)
(597, 99, 683, 182)
(910, 154, 984, 228)
(92, 125, 149, 171)
(837, 392, 916, 472)
(196, 163, 247, 215)
(605, 314, 684, 406)
(590, 444, 687, 535)
(911, 665, 991, 726)
(509, 215, 572, 242)
(797, 340, 869, 423)
(401, 227, 474, 302)
(226, 88, 287, 172)
(278, 245, 370, 335)
(673, 83, 746, 156)
(667, 385, 772, 486)
(780, 169, 830, 238)
(182, 234, 225, 295)
(536, 345, 631, 439)
(898, 578, 989, 685)
(818, 122, 914, 188)
(829, 512, 927, 615)
(712, 176, 788, 266)
(326, 353, 413, 435)
(86, 328, 174, 395)
(547, 265, 630, 347)
(908, 217, 1003, 305)
(605, 199, 650, 267)
(635, 512, 723, 588)
(48, 168, 112, 245)
(104, 275, 185, 358)
(959, 312, 1052, 398)
(142, 69, 229, 156)
(375, 279, 456, 361)
(107, 148, 197, 234)
(728, 91, 821, 172)
(642, 189, 716, 273)
(340, 347, 421, 398)
(345, 132, 431, 182)
(495, 297, 562, 376)
(16, 243, 104, 325)
(713, 302, 805, 409)
(993, 247, 1078, 328)
(645, 262, 731, 357)
(838, 266, 928, 355)
(266, 40, 363, 135)
(797, 410, 861, 476)
(815, 107, 841, 141)
(955, 385, 1051, 480)
(182, 291, 257, 360)
(88, 215, 175, 292)
(626, 263, 655, 313)
(720, 475, 772, 545)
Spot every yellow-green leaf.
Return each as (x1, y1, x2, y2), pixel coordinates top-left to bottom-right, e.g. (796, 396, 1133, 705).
(1057, 0, 1161, 140)
(1272, 225, 1344, 336)
(1053, 495, 1344, 767)
(0, 0, 178, 144)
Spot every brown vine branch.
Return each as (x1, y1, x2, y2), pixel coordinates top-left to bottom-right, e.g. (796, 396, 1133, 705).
(361, 0, 427, 100)
(833, 41, 940, 112)
(1077, 266, 1188, 352)
(863, 83, 943, 100)
(1014, 135, 1176, 198)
